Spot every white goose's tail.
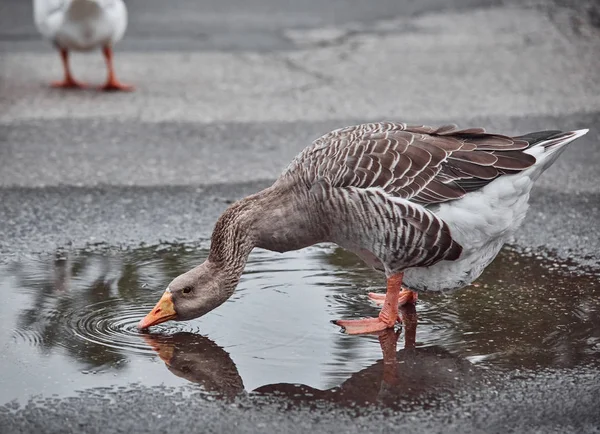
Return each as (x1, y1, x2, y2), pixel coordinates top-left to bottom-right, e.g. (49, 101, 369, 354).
(521, 128, 589, 181)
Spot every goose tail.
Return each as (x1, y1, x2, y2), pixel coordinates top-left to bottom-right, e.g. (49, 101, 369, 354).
(521, 128, 589, 180)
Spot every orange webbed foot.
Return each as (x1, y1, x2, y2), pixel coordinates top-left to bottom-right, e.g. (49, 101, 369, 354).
(99, 80, 134, 92)
(51, 79, 88, 89)
(332, 316, 399, 335)
(334, 273, 406, 335)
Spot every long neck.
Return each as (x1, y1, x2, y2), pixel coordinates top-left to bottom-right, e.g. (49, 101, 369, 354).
(207, 195, 259, 283)
(206, 181, 326, 283)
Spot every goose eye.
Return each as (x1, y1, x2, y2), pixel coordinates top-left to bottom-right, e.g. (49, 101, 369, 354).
(182, 286, 193, 294)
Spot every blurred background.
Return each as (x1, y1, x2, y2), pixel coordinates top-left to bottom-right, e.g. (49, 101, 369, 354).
(0, 0, 599, 185)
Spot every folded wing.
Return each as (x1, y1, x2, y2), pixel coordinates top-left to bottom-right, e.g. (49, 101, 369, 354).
(285, 121, 538, 205)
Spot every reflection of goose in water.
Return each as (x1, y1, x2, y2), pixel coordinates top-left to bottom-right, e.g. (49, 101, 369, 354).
(141, 332, 244, 399)
(143, 306, 482, 408)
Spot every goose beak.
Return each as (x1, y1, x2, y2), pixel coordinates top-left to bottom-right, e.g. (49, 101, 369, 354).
(138, 291, 177, 330)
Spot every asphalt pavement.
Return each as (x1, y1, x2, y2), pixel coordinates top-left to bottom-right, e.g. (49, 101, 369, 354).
(1, 0, 599, 432)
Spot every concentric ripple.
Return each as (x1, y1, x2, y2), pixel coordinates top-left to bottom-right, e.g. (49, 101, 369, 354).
(11, 298, 206, 358)
(66, 300, 209, 356)
(68, 301, 157, 356)
(12, 325, 47, 348)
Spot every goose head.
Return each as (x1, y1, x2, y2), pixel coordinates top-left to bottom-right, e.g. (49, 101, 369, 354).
(137, 196, 263, 329)
(137, 261, 238, 329)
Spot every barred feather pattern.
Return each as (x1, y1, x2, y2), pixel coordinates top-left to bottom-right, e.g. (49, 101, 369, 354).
(310, 181, 462, 273)
(280, 121, 560, 273)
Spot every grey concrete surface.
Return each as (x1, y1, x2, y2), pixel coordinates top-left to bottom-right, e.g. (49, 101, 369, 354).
(2, 5, 599, 124)
(2, 367, 600, 434)
(1, 0, 502, 52)
(1, 0, 599, 432)
(1, 182, 599, 269)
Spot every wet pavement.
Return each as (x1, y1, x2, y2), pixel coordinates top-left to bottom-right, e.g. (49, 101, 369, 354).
(1, 0, 600, 432)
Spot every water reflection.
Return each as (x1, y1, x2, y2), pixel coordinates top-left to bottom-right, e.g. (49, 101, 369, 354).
(273, 304, 481, 410)
(321, 247, 600, 370)
(9, 252, 162, 368)
(0, 243, 599, 406)
(141, 332, 245, 399)
(142, 305, 483, 409)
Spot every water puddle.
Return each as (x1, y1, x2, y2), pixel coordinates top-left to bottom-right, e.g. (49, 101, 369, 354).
(0, 244, 599, 409)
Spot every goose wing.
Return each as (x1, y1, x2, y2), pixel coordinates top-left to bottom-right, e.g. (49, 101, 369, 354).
(34, 0, 68, 38)
(284, 121, 535, 205)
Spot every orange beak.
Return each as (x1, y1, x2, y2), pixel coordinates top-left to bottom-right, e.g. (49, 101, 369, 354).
(138, 291, 177, 330)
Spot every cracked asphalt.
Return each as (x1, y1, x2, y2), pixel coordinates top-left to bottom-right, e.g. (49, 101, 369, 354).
(1, 0, 599, 432)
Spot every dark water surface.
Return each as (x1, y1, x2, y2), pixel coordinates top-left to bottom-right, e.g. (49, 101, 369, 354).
(1, 244, 599, 408)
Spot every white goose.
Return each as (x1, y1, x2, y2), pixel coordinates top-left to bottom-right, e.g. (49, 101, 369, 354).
(138, 123, 588, 335)
(33, 0, 132, 90)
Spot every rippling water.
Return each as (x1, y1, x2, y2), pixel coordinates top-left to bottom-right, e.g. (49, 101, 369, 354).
(0, 244, 599, 407)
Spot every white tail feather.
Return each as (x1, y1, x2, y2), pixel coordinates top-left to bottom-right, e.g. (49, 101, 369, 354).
(524, 128, 588, 180)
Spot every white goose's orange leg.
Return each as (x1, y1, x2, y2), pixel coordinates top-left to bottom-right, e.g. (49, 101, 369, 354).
(99, 46, 133, 92)
(368, 288, 417, 306)
(51, 49, 87, 89)
(333, 273, 404, 335)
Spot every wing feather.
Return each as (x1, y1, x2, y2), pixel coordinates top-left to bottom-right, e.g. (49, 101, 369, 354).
(283, 121, 541, 206)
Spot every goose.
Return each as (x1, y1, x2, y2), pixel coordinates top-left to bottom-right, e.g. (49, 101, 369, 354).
(138, 122, 589, 335)
(33, 0, 132, 90)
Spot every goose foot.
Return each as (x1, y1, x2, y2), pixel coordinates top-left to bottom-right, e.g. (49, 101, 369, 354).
(368, 288, 417, 306)
(51, 79, 88, 89)
(332, 316, 399, 334)
(99, 80, 134, 92)
(333, 272, 405, 335)
(100, 46, 133, 92)
(51, 49, 87, 89)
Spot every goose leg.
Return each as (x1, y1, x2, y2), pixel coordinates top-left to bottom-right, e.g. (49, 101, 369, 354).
(333, 273, 403, 334)
(51, 49, 87, 89)
(99, 46, 133, 92)
(368, 288, 417, 306)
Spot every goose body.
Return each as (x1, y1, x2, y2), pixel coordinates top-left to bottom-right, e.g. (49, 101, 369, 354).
(139, 122, 588, 334)
(34, 0, 127, 51)
(33, 0, 132, 90)
(279, 123, 587, 291)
